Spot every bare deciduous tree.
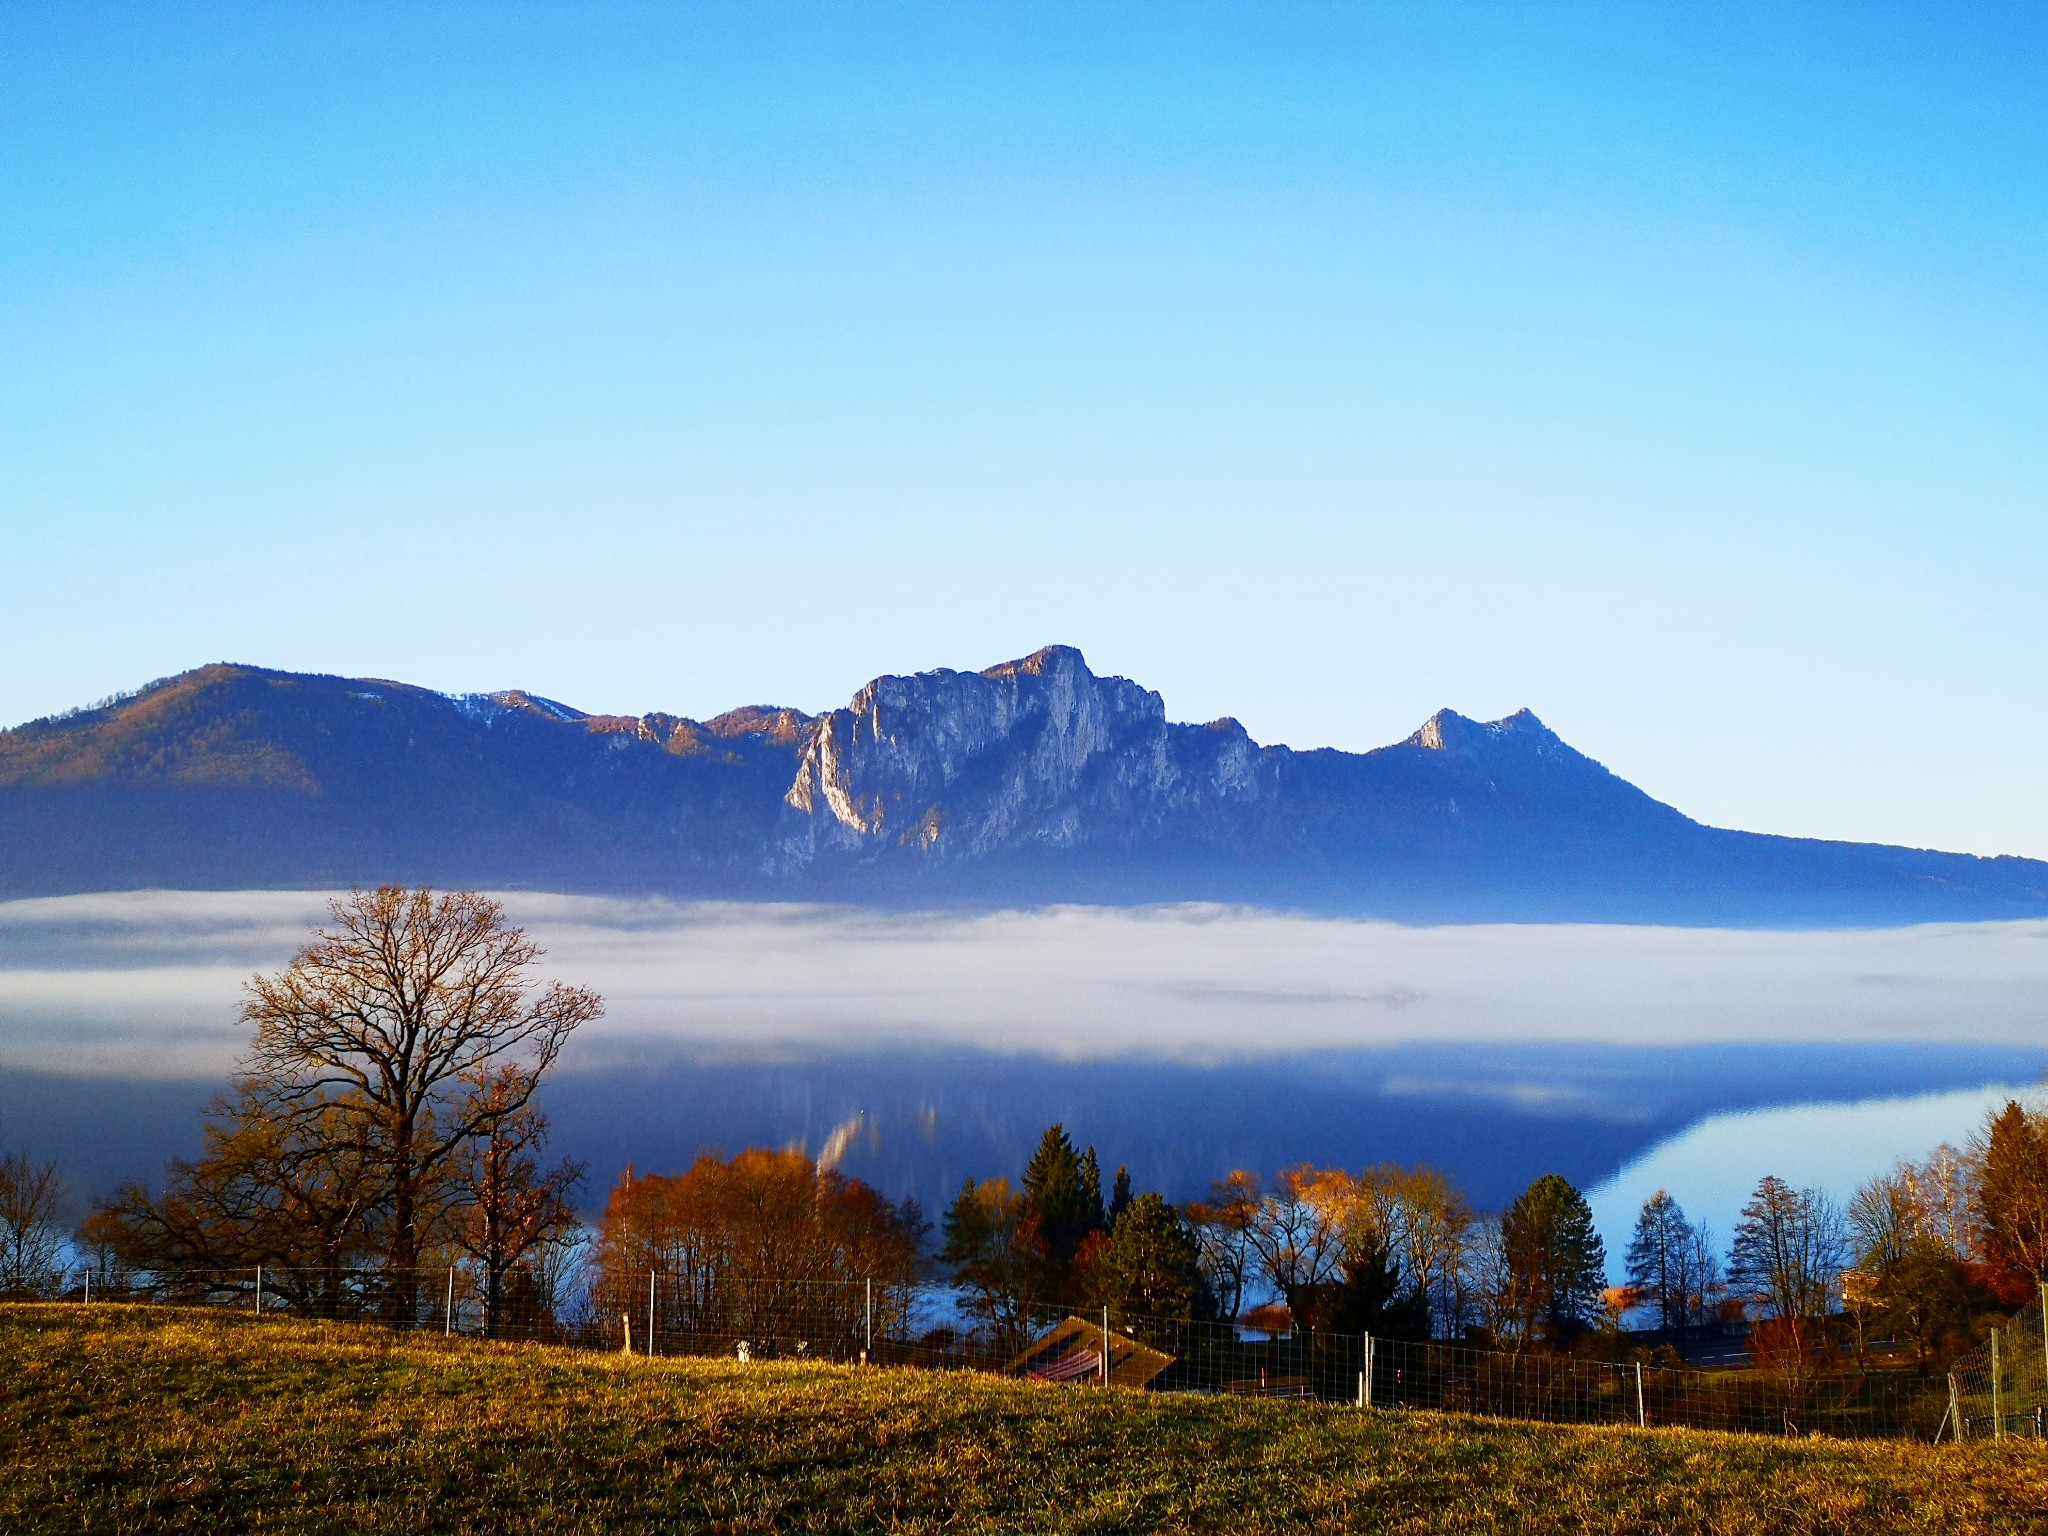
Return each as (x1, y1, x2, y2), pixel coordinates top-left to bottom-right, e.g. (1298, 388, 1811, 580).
(1729, 1175, 1846, 1325)
(240, 886, 602, 1297)
(1729, 1174, 1846, 1407)
(93, 1091, 379, 1300)
(1350, 1163, 1473, 1339)
(0, 1147, 66, 1297)
(1625, 1190, 1718, 1329)
(1240, 1164, 1352, 1328)
(1187, 1171, 1259, 1321)
(452, 1069, 583, 1337)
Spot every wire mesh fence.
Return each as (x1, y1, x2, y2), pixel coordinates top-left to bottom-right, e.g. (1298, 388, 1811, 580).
(21, 1262, 1992, 1444)
(1948, 1289, 2048, 1442)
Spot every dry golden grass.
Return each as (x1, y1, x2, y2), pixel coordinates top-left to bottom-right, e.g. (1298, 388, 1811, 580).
(3, 1303, 2044, 1534)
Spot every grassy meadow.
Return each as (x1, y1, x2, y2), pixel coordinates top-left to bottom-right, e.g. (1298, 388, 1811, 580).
(2, 1304, 2044, 1535)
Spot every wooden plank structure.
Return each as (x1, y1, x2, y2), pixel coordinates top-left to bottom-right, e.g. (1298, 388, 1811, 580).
(1005, 1315, 1176, 1391)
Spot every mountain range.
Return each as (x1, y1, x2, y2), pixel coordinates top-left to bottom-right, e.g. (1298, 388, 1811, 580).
(4, 644, 2044, 924)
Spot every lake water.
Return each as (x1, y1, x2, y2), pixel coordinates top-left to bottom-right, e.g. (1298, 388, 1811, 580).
(1588, 1082, 2032, 1269)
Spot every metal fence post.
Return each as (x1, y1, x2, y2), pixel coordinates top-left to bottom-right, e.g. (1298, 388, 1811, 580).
(1362, 1333, 1374, 1408)
(1101, 1307, 1110, 1386)
(255, 1265, 262, 1313)
(1993, 1327, 2004, 1441)
(648, 1270, 657, 1358)
(865, 1278, 874, 1361)
(1950, 1373, 1964, 1442)
(445, 1267, 455, 1337)
(83, 1270, 90, 1305)
(1635, 1362, 1647, 1428)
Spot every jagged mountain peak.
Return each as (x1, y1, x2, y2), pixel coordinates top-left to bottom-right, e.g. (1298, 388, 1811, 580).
(783, 644, 1175, 843)
(979, 643, 1091, 682)
(1408, 706, 1555, 754)
(831, 644, 1166, 732)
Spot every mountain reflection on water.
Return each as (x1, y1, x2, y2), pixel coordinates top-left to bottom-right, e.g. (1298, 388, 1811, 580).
(3, 1041, 2037, 1223)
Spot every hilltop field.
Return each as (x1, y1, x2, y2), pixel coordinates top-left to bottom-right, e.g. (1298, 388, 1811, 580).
(2, 1306, 2044, 1535)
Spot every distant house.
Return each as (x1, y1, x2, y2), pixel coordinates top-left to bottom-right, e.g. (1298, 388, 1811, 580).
(1004, 1315, 1175, 1391)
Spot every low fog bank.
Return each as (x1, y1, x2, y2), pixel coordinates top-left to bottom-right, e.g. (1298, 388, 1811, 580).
(4, 891, 2041, 1217)
(4, 890, 2047, 1077)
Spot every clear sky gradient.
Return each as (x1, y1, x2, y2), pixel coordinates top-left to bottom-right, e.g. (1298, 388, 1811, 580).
(3, 4, 2044, 857)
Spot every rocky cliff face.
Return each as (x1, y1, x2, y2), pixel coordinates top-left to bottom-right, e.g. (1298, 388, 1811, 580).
(778, 646, 1267, 864)
(3, 645, 2045, 924)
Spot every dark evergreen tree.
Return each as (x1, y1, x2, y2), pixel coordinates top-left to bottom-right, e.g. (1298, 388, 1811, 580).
(1502, 1173, 1608, 1340)
(1079, 1147, 1106, 1233)
(1021, 1123, 1105, 1279)
(1323, 1231, 1431, 1341)
(1108, 1165, 1134, 1228)
(1087, 1192, 1209, 1324)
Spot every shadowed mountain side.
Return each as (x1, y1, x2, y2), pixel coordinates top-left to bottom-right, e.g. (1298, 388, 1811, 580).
(5, 647, 2045, 923)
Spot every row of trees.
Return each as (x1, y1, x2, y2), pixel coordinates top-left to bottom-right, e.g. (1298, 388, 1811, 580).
(1836, 1105, 2048, 1367)
(932, 1109, 2048, 1371)
(931, 1128, 1614, 1352)
(1611, 1099, 2048, 1380)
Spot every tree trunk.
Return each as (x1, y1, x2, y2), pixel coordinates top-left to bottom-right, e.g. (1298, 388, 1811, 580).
(389, 1120, 418, 1323)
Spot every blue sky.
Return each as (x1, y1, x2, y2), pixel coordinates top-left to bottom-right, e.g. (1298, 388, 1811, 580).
(3, 4, 2045, 856)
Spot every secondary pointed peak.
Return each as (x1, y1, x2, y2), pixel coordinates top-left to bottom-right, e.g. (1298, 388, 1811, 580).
(1408, 707, 1553, 752)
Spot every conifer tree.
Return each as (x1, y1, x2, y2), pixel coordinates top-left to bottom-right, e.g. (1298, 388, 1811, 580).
(1977, 1100, 2048, 1286)
(1108, 1165, 1134, 1227)
(1325, 1229, 1430, 1341)
(1625, 1190, 1698, 1330)
(1501, 1173, 1608, 1340)
(1021, 1123, 1106, 1279)
(1088, 1192, 1208, 1324)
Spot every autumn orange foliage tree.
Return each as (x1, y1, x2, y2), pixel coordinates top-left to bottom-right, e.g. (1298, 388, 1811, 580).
(589, 1148, 923, 1356)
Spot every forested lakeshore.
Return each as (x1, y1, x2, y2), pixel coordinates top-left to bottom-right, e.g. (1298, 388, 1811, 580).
(2, 887, 2045, 1441)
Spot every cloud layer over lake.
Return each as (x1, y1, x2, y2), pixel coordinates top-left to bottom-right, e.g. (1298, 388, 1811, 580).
(2, 891, 2045, 1077)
